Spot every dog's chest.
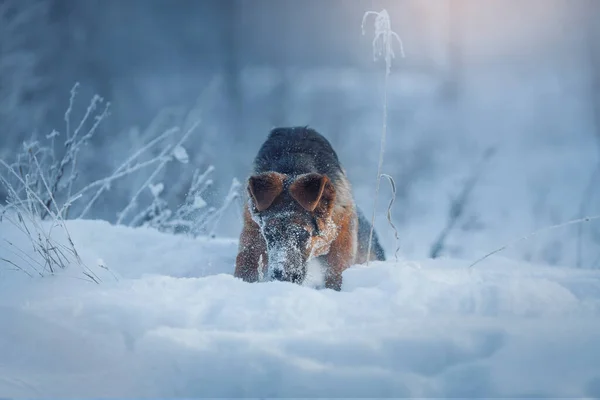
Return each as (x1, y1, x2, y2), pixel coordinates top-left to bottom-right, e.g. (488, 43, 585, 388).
(302, 257, 326, 289)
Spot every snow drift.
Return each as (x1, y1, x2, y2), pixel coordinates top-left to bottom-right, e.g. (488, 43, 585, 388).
(0, 218, 599, 397)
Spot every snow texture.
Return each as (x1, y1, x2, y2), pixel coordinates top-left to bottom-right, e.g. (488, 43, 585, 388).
(0, 218, 600, 397)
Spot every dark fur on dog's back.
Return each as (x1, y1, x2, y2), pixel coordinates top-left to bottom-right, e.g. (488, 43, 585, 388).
(254, 126, 344, 184)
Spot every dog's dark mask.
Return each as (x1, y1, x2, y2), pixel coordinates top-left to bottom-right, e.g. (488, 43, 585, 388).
(247, 172, 337, 284)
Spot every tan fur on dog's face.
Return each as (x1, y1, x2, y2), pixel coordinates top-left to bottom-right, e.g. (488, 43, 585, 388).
(247, 172, 337, 283)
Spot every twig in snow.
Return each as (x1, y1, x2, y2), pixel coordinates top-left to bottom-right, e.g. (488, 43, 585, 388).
(134, 165, 241, 239)
(140, 165, 215, 235)
(43, 87, 110, 219)
(75, 127, 179, 219)
(380, 174, 400, 262)
(118, 121, 200, 226)
(0, 159, 100, 283)
(64, 82, 79, 140)
(468, 215, 600, 269)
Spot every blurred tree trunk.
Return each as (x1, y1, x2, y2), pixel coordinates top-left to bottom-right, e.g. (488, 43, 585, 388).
(271, 69, 289, 128)
(271, 3, 289, 128)
(589, 0, 600, 141)
(225, 0, 241, 116)
(222, 0, 243, 152)
(0, 0, 55, 143)
(0, 0, 59, 203)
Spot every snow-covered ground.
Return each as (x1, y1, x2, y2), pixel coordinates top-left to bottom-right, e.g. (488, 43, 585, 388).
(1, 218, 600, 397)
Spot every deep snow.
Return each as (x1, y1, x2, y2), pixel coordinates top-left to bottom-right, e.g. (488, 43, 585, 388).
(0, 218, 600, 397)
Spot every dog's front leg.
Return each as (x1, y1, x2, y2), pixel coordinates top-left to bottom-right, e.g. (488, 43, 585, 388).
(323, 215, 357, 291)
(323, 249, 354, 291)
(234, 206, 267, 282)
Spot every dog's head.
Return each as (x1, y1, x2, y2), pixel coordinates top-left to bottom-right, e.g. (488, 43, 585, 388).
(247, 171, 337, 284)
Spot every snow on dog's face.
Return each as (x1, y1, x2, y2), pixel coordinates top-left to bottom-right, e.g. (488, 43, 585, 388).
(247, 172, 337, 285)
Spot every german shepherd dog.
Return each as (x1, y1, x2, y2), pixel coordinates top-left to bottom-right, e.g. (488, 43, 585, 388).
(234, 127, 385, 291)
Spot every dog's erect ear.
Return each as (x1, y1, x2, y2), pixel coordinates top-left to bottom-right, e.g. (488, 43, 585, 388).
(289, 173, 336, 214)
(248, 172, 286, 211)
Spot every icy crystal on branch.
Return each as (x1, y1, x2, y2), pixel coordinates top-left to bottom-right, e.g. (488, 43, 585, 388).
(173, 145, 189, 164)
(362, 9, 405, 75)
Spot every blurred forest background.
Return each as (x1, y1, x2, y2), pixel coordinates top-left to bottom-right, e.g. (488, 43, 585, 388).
(1, 0, 600, 267)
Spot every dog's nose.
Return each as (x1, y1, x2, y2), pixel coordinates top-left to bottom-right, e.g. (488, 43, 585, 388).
(271, 268, 284, 281)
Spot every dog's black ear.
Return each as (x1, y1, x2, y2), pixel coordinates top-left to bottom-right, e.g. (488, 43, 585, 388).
(248, 172, 286, 211)
(289, 173, 335, 214)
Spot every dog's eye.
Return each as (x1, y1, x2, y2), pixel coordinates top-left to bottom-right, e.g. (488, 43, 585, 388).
(289, 227, 309, 242)
(297, 228, 310, 242)
(311, 217, 320, 236)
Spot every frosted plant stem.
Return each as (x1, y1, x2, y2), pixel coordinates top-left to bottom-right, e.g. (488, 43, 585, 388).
(367, 71, 388, 265)
(468, 215, 600, 269)
(361, 9, 403, 266)
(380, 173, 400, 262)
(118, 121, 200, 226)
(76, 127, 178, 220)
(64, 82, 79, 141)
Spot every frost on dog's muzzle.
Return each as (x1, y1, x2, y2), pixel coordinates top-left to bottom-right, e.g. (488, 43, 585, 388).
(267, 245, 305, 284)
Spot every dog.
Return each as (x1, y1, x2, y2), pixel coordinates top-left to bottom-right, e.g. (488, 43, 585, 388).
(234, 126, 385, 291)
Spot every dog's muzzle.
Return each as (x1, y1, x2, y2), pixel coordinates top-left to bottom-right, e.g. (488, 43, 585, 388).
(267, 246, 305, 284)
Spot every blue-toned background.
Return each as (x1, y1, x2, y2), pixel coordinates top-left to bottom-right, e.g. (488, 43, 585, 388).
(1, 0, 598, 267)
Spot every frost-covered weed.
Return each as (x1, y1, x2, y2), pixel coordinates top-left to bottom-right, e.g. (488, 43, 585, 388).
(135, 165, 241, 238)
(0, 80, 236, 279)
(361, 9, 404, 264)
